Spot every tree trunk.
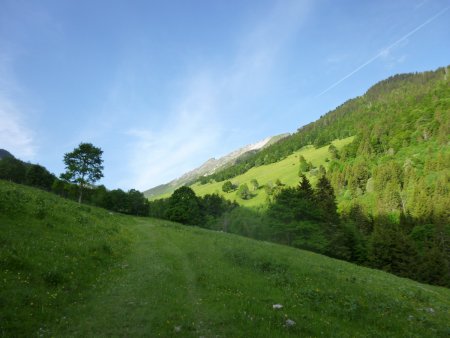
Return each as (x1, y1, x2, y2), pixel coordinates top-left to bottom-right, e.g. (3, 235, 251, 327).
(78, 184, 83, 204)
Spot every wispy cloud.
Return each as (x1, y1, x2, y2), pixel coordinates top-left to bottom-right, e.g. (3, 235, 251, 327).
(316, 5, 450, 97)
(121, 74, 220, 190)
(0, 53, 36, 159)
(0, 98, 35, 158)
(115, 0, 313, 190)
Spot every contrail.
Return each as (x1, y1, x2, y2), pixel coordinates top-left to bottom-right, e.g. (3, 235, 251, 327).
(316, 6, 450, 98)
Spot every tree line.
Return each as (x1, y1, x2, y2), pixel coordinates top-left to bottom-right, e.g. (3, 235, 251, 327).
(148, 186, 238, 227)
(0, 144, 149, 216)
(148, 172, 449, 287)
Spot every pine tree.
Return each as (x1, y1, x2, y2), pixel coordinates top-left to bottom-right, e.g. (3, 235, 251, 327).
(368, 219, 418, 279)
(298, 174, 314, 200)
(315, 176, 339, 224)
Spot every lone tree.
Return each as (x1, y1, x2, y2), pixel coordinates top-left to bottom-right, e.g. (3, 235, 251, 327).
(61, 143, 104, 203)
(222, 180, 234, 193)
(237, 183, 251, 200)
(166, 186, 202, 225)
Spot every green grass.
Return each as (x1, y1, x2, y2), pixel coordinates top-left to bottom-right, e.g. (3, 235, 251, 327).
(188, 137, 354, 207)
(56, 222, 449, 337)
(2, 180, 450, 337)
(0, 180, 135, 336)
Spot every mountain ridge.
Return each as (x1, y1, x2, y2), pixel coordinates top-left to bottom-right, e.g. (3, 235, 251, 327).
(144, 133, 289, 197)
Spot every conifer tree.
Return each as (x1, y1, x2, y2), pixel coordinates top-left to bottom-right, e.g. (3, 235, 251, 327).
(368, 219, 418, 278)
(315, 175, 339, 224)
(298, 174, 314, 200)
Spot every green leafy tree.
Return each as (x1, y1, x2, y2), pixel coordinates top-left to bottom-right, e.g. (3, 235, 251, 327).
(0, 157, 27, 183)
(127, 189, 150, 216)
(61, 143, 104, 203)
(200, 193, 237, 220)
(328, 144, 340, 159)
(250, 179, 259, 191)
(25, 164, 55, 191)
(166, 186, 202, 225)
(107, 189, 129, 213)
(91, 185, 109, 208)
(237, 183, 251, 200)
(222, 180, 234, 193)
(298, 155, 310, 174)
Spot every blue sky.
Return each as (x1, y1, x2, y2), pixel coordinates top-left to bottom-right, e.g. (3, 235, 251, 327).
(1, 0, 449, 191)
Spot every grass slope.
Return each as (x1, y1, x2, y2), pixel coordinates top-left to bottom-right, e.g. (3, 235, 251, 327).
(1, 180, 450, 337)
(57, 221, 449, 337)
(0, 180, 135, 336)
(189, 137, 353, 207)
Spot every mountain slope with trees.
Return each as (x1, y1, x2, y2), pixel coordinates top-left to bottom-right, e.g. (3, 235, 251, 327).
(194, 66, 449, 184)
(144, 133, 290, 198)
(148, 65, 450, 287)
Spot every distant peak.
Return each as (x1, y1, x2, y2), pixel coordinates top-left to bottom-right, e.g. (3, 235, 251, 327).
(0, 149, 14, 160)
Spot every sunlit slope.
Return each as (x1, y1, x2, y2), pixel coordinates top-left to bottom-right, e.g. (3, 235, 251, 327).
(190, 137, 353, 206)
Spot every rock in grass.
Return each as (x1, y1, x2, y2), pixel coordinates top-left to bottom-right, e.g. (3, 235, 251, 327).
(285, 319, 296, 327)
(273, 304, 283, 309)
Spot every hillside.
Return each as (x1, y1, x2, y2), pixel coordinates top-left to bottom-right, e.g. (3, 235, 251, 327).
(153, 137, 353, 206)
(195, 66, 449, 186)
(1, 180, 450, 337)
(146, 66, 449, 289)
(149, 66, 450, 216)
(0, 149, 14, 160)
(0, 180, 134, 336)
(144, 133, 289, 198)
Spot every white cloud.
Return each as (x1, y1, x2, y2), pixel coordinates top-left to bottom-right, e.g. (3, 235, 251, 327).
(0, 53, 35, 159)
(121, 74, 220, 190)
(0, 95, 36, 159)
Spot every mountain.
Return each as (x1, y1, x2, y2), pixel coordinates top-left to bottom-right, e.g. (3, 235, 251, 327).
(197, 66, 450, 185)
(0, 149, 14, 160)
(144, 133, 289, 198)
(1, 180, 449, 337)
(147, 66, 450, 288)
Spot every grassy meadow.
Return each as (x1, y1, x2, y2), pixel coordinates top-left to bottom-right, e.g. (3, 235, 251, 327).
(154, 137, 354, 207)
(0, 180, 134, 336)
(1, 179, 450, 337)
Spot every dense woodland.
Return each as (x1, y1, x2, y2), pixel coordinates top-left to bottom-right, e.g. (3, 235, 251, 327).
(1, 66, 449, 287)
